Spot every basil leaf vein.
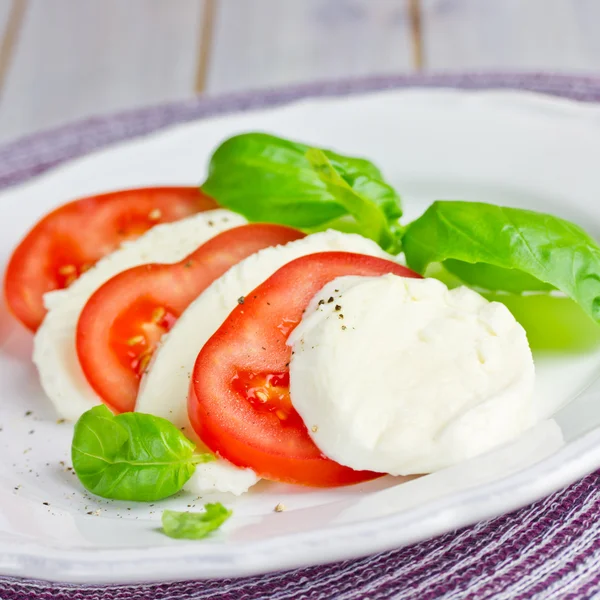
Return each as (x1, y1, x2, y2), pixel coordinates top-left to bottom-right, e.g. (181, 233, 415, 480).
(201, 132, 402, 252)
(403, 201, 600, 322)
(72, 405, 213, 502)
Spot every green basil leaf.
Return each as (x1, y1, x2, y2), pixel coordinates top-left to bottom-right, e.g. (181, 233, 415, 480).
(71, 405, 213, 502)
(305, 148, 400, 251)
(162, 503, 232, 540)
(443, 260, 554, 294)
(403, 201, 600, 323)
(201, 132, 402, 252)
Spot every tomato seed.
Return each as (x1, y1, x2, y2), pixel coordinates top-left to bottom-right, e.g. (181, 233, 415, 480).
(127, 335, 145, 346)
(58, 264, 77, 275)
(255, 391, 268, 403)
(151, 307, 166, 323)
(137, 352, 152, 374)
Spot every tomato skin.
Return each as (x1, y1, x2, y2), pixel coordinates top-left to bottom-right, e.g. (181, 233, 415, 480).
(189, 252, 421, 487)
(76, 224, 305, 414)
(5, 187, 216, 332)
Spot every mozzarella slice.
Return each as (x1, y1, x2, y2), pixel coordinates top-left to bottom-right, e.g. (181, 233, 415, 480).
(33, 209, 246, 422)
(136, 231, 396, 495)
(288, 274, 536, 475)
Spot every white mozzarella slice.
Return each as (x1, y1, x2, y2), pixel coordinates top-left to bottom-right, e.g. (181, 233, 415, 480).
(288, 274, 536, 475)
(136, 231, 395, 494)
(137, 230, 393, 432)
(33, 209, 246, 421)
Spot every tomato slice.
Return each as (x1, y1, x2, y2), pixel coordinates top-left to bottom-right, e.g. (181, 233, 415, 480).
(5, 187, 217, 332)
(189, 252, 421, 487)
(76, 224, 305, 414)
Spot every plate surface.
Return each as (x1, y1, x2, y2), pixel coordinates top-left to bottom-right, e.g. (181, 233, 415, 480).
(2, 88, 600, 584)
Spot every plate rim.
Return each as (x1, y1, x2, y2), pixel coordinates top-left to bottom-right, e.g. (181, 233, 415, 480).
(2, 85, 600, 584)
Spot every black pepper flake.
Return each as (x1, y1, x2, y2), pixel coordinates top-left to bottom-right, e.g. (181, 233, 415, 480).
(338, 314, 344, 319)
(334, 289, 339, 293)
(56, 419, 66, 424)
(285, 362, 290, 367)
(334, 305, 341, 311)
(208, 220, 214, 227)
(25, 411, 32, 417)
(184, 260, 193, 268)
(28, 430, 34, 435)
(42, 502, 49, 506)
(237, 296, 245, 305)
(261, 346, 266, 350)
(327, 297, 334, 303)
(342, 325, 347, 330)
(318, 299, 325, 306)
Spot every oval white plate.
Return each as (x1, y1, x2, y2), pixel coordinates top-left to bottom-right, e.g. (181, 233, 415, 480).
(2, 88, 600, 585)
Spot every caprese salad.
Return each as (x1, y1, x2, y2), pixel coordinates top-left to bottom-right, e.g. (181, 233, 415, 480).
(5, 132, 600, 539)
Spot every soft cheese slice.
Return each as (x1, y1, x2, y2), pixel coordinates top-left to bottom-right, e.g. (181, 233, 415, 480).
(136, 231, 396, 495)
(34, 210, 245, 421)
(288, 274, 536, 475)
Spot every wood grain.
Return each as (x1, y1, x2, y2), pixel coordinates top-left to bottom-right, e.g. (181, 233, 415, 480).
(0, 0, 27, 95)
(421, 0, 600, 70)
(1, 0, 599, 145)
(408, 0, 424, 70)
(195, 0, 216, 93)
(206, 0, 413, 94)
(0, 0, 204, 143)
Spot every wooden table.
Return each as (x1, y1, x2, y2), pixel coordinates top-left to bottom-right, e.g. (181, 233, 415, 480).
(0, 0, 599, 144)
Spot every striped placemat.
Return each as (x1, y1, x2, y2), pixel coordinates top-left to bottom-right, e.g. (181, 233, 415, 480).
(2, 73, 600, 600)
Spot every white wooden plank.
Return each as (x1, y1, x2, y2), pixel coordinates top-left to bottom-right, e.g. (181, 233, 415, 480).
(0, 0, 204, 144)
(207, 0, 413, 94)
(422, 0, 600, 71)
(0, 1, 13, 38)
(0, 0, 25, 95)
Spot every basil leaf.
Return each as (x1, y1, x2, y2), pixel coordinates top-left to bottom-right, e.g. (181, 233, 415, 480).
(444, 260, 554, 294)
(72, 405, 213, 502)
(305, 148, 400, 251)
(162, 503, 232, 540)
(403, 201, 600, 323)
(201, 132, 402, 252)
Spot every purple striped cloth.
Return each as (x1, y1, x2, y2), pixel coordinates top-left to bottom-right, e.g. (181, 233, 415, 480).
(2, 73, 600, 600)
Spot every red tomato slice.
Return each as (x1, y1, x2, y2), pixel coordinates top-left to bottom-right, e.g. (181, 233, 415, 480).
(76, 224, 304, 414)
(189, 252, 421, 487)
(4, 187, 217, 332)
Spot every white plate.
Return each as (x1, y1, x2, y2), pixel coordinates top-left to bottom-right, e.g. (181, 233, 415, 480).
(2, 88, 600, 585)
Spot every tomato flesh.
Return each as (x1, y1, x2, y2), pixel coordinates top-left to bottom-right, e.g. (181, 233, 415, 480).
(76, 224, 305, 414)
(5, 187, 216, 332)
(189, 251, 421, 487)
(231, 370, 303, 426)
(111, 298, 178, 377)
